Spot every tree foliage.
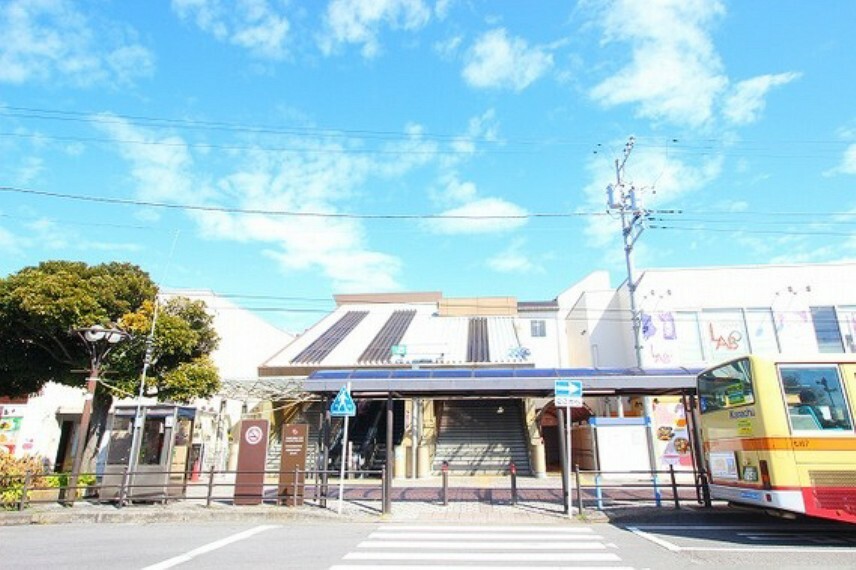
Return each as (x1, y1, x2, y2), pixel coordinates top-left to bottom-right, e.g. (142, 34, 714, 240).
(0, 261, 220, 401)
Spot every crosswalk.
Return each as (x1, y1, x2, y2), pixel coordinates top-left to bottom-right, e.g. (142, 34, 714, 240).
(329, 524, 634, 569)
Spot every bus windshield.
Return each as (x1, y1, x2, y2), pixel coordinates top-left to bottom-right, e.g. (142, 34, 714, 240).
(698, 357, 755, 413)
(779, 365, 854, 431)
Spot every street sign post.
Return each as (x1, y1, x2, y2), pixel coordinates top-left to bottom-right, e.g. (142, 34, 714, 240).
(330, 383, 355, 514)
(555, 379, 583, 518)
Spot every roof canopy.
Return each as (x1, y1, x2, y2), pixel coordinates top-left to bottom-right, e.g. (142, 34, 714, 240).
(303, 367, 702, 397)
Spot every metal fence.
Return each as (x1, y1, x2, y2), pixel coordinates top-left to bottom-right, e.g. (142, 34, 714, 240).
(3, 463, 709, 516)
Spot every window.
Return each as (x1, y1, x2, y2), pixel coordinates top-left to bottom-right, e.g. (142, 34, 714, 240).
(836, 306, 856, 353)
(779, 365, 853, 431)
(139, 417, 166, 465)
(811, 306, 844, 353)
(698, 357, 755, 414)
(530, 320, 546, 337)
(745, 308, 780, 355)
(675, 311, 703, 363)
(106, 417, 133, 465)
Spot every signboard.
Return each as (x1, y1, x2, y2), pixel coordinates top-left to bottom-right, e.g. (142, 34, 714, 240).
(391, 344, 407, 357)
(279, 424, 308, 506)
(555, 379, 583, 408)
(330, 385, 356, 417)
(234, 419, 269, 505)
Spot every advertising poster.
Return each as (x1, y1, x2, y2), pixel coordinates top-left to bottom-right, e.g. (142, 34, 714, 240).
(652, 397, 692, 469)
(0, 405, 26, 456)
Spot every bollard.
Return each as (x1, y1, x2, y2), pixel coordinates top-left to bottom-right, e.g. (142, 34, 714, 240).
(382, 465, 390, 515)
(510, 462, 518, 506)
(669, 464, 680, 509)
(205, 466, 216, 508)
(293, 466, 300, 507)
(18, 471, 31, 511)
(118, 466, 130, 508)
(574, 464, 583, 515)
(441, 460, 449, 506)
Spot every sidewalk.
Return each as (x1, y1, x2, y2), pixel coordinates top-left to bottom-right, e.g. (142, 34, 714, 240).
(0, 474, 717, 527)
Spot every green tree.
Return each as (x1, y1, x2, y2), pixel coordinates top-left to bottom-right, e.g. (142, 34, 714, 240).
(0, 261, 220, 469)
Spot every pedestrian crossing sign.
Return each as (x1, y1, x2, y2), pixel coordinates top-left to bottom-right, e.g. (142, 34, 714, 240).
(330, 385, 356, 417)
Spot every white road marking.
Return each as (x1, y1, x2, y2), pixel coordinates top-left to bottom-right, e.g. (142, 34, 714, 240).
(626, 527, 682, 552)
(375, 524, 595, 533)
(628, 525, 856, 554)
(357, 540, 606, 550)
(344, 551, 622, 562)
(331, 566, 634, 570)
(142, 525, 280, 570)
(369, 531, 603, 540)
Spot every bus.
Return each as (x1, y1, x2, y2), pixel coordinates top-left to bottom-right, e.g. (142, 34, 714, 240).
(696, 354, 856, 523)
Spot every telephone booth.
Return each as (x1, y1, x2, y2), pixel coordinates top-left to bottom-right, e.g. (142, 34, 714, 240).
(102, 404, 196, 501)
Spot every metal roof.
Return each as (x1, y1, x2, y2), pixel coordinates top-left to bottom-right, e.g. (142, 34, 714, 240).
(303, 367, 703, 397)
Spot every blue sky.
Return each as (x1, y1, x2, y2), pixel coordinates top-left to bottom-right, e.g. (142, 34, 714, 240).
(1, 0, 855, 333)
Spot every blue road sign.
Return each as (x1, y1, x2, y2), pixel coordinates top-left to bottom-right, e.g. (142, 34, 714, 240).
(330, 385, 356, 417)
(555, 379, 583, 408)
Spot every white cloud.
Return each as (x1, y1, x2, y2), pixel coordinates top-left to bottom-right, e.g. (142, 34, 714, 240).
(0, 0, 154, 86)
(171, 0, 291, 60)
(588, 0, 727, 127)
(96, 116, 423, 292)
(93, 114, 198, 205)
(425, 197, 528, 235)
(486, 239, 541, 273)
(581, 141, 723, 247)
(0, 225, 23, 256)
(462, 28, 553, 91)
(723, 72, 801, 125)
(319, 0, 431, 58)
(832, 143, 856, 175)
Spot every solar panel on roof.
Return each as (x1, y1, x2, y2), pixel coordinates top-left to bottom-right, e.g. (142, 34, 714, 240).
(391, 370, 432, 379)
(311, 370, 350, 379)
(474, 369, 514, 377)
(358, 310, 416, 364)
(352, 369, 390, 379)
(291, 311, 368, 364)
(432, 369, 471, 378)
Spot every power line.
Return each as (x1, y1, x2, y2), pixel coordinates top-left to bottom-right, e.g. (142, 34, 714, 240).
(0, 185, 608, 220)
(651, 225, 856, 237)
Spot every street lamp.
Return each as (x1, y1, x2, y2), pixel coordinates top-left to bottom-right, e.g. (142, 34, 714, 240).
(68, 324, 131, 502)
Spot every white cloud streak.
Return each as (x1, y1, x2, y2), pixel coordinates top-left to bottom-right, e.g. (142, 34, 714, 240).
(588, 0, 727, 127)
(462, 28, 553, 91)
(171, 0, 291, 60)
(0, 0, 154, 86)
(319, 0, 432, 58)
(723, 72, 801, 125)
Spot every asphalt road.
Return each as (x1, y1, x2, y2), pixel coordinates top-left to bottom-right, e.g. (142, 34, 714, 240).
(3, 509, 856, 569)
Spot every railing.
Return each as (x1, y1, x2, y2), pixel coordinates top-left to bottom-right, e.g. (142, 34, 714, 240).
(2, 463, 710, 517)
(2, 465, 388, 515)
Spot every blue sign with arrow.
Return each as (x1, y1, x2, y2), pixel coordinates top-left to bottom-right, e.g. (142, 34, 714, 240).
(555, 379, 583, 408)
(330, 385, 356, 417)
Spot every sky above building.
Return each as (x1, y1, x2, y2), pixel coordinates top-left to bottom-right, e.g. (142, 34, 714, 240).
(1, 0, 855, 333)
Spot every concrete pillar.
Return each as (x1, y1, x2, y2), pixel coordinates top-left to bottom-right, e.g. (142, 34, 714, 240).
(393, 445, 406, 479)
(417, 444, 430, 478)
(530, 440, 547, 478)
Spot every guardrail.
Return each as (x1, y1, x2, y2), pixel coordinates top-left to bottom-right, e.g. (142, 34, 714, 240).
(3, 463, 710, 516)
(3, 466, 389, 515)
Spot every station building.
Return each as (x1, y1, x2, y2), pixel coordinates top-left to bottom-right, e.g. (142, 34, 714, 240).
(3, 262, 856, 481)
(251, 261, 856, 479)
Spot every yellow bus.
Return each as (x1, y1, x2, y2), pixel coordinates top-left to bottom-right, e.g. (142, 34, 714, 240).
(697, 354, 856, 523)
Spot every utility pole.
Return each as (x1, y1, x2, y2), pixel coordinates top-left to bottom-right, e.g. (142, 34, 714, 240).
(606, 138, 659, 483)
(605, 136, 648, 369)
